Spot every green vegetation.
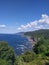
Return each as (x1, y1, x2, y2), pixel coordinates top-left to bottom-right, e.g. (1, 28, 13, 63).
(0, 41, 16, 65)
(33, 37, 49, 54)
(24, 29, 49, 39)
(21, 37, 49, 65)
(0, 38, 49, 65)
(22, 51, 36, 62)
(0, 29, 49, 65)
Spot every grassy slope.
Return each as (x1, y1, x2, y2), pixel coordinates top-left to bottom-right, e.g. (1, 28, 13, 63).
(24, 29, 49, 39)
(18, 29, 49, 65)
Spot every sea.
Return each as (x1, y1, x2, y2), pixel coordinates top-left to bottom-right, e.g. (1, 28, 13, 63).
(0, 34, 33, 55)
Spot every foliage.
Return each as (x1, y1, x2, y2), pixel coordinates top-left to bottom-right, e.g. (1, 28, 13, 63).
(24, 29, 49, 39)
(0, 41, 16, 65)
(33, 37, 49, 54)
(21, 35, 49, 65)
(22, 51, 36, 62)
(0, 29, 49, 65)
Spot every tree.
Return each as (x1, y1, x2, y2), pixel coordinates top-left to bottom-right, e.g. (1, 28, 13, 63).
(0, 41, 16, 65)
(22, 51, 35, 62)
(33, 37, 48, 54)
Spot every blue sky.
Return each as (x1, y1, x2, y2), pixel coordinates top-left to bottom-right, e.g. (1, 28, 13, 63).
(0, 0, 49, 33)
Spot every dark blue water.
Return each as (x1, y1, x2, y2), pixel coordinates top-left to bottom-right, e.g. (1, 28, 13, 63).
(0, 34, 33, 55)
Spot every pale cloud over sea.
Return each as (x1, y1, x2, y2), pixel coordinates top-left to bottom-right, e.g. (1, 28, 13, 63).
(17, 14, 49, 32)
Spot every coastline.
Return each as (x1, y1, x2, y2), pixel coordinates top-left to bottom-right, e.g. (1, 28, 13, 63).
(23, 34, 36, 47)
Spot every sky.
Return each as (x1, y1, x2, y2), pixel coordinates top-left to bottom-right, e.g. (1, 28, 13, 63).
(0, 0, 49, 34)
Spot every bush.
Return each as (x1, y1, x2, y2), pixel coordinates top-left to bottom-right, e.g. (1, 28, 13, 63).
(33, 37, 49, 54)
(22, 51, 35, 62)
(0, 41, 16, 65)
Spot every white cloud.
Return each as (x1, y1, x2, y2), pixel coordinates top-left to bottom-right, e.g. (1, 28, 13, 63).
(30, 21, 37, 26)
(42, 14, 49, 19)
(39, 14, 49, 24)
(17, 14, 49, 32)
(35, 25, 44, 29)
(39, 19, 45, 23)
(17, 27, 22, 30)
(0, 24, 6, 28)
(17, 21, 37, 30)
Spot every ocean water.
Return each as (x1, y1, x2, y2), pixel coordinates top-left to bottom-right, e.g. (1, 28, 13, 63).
(0, 34, 33, 55)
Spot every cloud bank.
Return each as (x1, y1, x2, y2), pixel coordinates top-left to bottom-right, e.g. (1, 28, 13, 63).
(0, 14, 49, 33)
(17, 14, 49, 32)
(0, 24, 6, 28)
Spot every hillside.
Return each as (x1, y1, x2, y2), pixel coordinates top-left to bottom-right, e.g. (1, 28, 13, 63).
(0, 29, 49, 65)
(24, 29, 49, 39)
(16, 32, 25, 35)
